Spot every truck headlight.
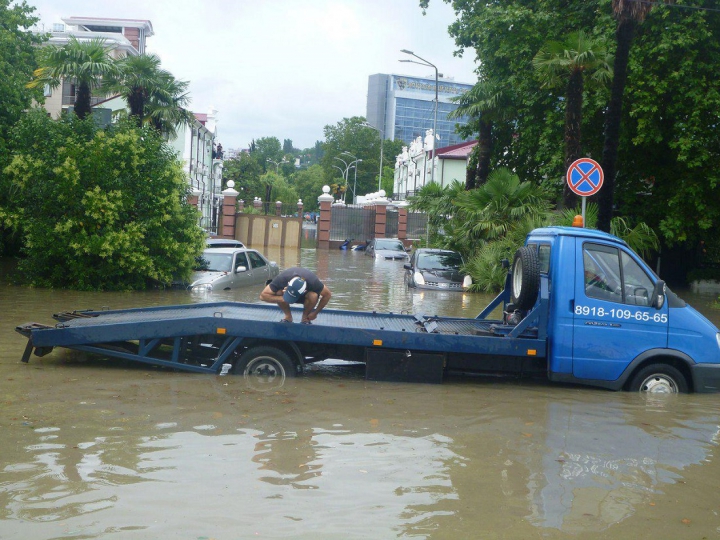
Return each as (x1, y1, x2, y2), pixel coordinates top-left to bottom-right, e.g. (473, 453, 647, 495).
(716, 332, 720, 350)
(463, 275, 473, 288)
(414, 272, 425, 285)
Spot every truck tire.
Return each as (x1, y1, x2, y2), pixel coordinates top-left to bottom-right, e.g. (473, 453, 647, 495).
(511, 246, 540, 310)
(629, 364, 688, 393)
(233, 346, 297, 387)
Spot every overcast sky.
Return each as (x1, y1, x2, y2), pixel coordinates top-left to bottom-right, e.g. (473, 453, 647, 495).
(27, 0, 479, 151)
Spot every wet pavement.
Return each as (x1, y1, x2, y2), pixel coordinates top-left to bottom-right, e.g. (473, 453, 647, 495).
(1, 248, 719, 539)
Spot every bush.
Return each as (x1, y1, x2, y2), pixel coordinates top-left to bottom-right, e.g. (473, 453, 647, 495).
(0, 110, 205, 290)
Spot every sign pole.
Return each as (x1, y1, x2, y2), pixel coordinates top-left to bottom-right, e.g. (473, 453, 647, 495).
(566, 158, 604, 228)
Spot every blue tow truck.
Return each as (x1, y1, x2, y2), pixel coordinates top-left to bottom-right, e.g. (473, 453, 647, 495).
(15, 226, 720, 393)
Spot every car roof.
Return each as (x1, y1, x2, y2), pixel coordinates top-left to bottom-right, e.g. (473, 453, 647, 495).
(415, 248, 459, 254)
(202, 247, 254, 254)
(206, 238, 245, 245)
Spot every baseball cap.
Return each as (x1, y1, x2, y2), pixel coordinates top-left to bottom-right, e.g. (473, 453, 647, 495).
(283, 276, 307, 303)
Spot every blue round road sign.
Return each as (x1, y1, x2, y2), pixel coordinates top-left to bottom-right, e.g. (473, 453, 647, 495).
(566, 158, 603, 196)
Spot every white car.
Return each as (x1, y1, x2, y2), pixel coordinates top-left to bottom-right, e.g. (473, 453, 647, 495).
(189, 248, 279, 292)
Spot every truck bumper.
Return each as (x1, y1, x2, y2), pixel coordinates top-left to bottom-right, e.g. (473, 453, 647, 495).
(691, 363, 720, 393)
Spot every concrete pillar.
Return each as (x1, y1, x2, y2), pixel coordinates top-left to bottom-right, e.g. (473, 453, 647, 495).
(297, 199, 304, 218)
(317, 186, 334, 249)
(398, 205, 408, 242)
(188, 188, 202, 208)
(238, 199, 245, 213)
(221, 181, 239, 239)
(253, 197, 262, 211)
(275, 200, 282, 216)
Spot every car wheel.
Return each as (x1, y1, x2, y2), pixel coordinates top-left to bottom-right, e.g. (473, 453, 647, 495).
(511, 246, 540, 310)
(629, 364, 688, 393)
(233, 346, 297, 388)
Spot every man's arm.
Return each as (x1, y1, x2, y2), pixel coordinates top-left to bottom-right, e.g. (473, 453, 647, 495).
(306, 286, 332, 320)
(260, 284, 284, 304)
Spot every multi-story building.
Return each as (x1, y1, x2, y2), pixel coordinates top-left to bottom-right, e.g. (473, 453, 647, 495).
(39, 17, 154, 118)
(366, 73, 474, 148)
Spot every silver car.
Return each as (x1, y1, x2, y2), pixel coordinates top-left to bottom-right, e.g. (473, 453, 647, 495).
(364, 238, 410, 261)
(189, 248, 279, 292)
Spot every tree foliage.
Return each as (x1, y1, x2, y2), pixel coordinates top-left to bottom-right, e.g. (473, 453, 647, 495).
(0, 111, 205, 290)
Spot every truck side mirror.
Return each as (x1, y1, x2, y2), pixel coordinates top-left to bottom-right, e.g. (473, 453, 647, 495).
(651, 280, 666, 309)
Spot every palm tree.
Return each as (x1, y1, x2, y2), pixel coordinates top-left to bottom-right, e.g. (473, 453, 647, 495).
(145, 71, 194, 139)
(104, 54, 166, 124)
(453, 167, 553, 246)
(597, 0, 673, 232)
(28, 37, 117, 120)
(449, 79, 510, 189)
(533, 30, 612, 208)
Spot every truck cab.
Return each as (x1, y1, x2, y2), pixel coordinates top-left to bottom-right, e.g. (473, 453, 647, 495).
(525, 227, 720, 393)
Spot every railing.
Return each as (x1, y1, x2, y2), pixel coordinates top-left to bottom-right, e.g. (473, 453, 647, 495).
(329, 206, 376, 242)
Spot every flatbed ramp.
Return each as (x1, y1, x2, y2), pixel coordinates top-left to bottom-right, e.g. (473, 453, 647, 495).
(16, 300, 547, 376)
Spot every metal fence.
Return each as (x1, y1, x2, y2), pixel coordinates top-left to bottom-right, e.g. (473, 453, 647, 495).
(407, 211, 428, 240)
(329, 206, 376, 242)
(386, 209, 399, 238)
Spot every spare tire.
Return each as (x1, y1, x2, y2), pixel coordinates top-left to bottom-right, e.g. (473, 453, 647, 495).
(511, 246, 540, 310)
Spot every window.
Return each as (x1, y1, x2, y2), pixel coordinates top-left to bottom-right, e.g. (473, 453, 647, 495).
(234, 252, 249, 270)
(583, 244, 622, 302)
(247, 251, 266, 269)
(538, 244, 551, 274)
(582, 244, 653, 305)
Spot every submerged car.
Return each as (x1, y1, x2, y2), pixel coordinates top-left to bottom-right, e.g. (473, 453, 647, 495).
(189, 248, 279, 292)
(404, 248, 472, 291)
(206, 238, 246, 249)
(364, 238, 409, 261)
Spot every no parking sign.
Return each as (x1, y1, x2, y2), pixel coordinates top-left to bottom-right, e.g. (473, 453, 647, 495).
(566, 158, 604, 227)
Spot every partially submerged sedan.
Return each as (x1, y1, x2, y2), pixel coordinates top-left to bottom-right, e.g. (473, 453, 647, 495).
(404, 248, 472, 291)
(189, 248, 279, 292)
(364, 238, 409, 261)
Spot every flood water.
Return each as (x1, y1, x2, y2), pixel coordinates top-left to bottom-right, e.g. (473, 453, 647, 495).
(1, 247, 719, 539)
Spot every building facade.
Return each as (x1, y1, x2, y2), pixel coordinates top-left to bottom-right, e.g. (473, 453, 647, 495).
(38, 17, 154, 118)
(394, 139, 476, 201)
(366, 73, 474, 148)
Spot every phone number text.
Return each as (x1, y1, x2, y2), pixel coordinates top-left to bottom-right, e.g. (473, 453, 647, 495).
(575, 305, 667, 323)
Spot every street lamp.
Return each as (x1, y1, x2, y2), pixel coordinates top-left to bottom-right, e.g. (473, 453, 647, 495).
(400, 49, 438, 185)
(266, 158, 287, 173)
(361, 123, 384, 191)
(341, 151, 363, 204)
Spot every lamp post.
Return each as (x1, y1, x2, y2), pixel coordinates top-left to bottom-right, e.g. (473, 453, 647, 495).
(266, 158, 286, 173)
(333, 156, 354, 203)
(361, 122, 384, 191)
(341, 151, 363, 204)
(400, 49, 438, 186)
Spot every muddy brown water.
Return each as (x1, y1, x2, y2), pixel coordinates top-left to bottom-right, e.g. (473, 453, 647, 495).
(1, 248, 719, 539)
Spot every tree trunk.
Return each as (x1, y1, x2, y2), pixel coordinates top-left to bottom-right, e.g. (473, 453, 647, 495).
(475, 120, 492, 188)
(598, 18, 636, 232)
(563, 69, 584, 209)
(74, 82, 92, 120)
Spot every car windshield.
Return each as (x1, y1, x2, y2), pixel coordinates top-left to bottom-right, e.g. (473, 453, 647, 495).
(418, 252, 463, 270)
(375, 240, 405, 251)
(196, 252, 233, 272)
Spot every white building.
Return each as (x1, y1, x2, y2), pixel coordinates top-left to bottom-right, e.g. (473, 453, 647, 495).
(394, 138, 476, 200)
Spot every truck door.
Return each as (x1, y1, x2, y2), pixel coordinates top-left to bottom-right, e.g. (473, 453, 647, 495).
(572, 242, 669, 381)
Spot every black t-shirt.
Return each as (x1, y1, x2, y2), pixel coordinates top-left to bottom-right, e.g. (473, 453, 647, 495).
(268, 267, 324, 295)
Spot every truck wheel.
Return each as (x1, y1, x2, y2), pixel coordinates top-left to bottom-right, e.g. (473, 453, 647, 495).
(511, 246, 540, 310)
(234, 346, 297, 387)
(629, 364, 688, 393)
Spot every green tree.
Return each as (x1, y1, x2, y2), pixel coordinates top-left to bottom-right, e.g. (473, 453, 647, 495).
(0, 110, 205, 290)
(28, 36, 117, 120)
(222, 152, 264, 202)
(145, 71, 194, 139)
(292, 164, 326, 211)
(597, 0, 674, 232)
(533, 30, 612, 207)
(254, 136, 283, 172)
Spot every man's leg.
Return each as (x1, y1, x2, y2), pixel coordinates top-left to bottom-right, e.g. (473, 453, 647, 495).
(301, 292, 319, 322)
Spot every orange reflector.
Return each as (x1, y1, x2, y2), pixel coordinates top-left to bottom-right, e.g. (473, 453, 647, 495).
(373, 339, 383, 346)
(527, 349, 537, 356)
(216, 328, 226, 334)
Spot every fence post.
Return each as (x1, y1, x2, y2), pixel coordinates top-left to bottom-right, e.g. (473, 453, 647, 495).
(374, 199, 389, 239)
(297, 199, 304, 217)
(398, 204, 408, 242)
(317, 186, 334, 249)
(221, 181, 239, 239)
(189, 188, 202, 209)
(238, 199, 245, 213)
(253, 197, 263, 211)
(275, 201, 282, 216)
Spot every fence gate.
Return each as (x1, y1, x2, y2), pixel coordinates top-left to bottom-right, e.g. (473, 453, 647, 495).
(329, 206, 376, 242)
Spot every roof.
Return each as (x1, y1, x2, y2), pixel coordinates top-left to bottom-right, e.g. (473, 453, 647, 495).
(434, 141, 477, 160)
(62, 16, 154, 36)
(194, 113, 208, 125)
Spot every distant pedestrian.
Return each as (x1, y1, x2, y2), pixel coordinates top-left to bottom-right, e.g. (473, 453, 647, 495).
(260, 267, 332, 324)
